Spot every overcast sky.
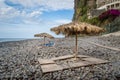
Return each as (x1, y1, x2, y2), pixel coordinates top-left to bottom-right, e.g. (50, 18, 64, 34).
(0, 0, 74, 38)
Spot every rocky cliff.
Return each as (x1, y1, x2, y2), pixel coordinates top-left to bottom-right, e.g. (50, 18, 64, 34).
(73, 0, 96, 21)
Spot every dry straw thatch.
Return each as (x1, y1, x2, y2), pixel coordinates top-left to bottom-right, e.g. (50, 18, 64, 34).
(51, 22, 105, 60)
(34, 33, 54, 44)
(51, 22, 104, 36)
(34, 33, 54, 38)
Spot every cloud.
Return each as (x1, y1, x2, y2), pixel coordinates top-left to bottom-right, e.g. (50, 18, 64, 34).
(0, 0, 74, 25)
(0, 0, 8, 8)
(8, 0, 74, 10)
(30, 11, 42, 17)
(55, 19, 71, 24)
(37, 0, 74, 11)
(0, 7, 20, 18)
(0, 6, 42, 24)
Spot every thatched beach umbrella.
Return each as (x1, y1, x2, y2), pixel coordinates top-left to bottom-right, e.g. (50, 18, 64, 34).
(51, 22, 105, 60)
(34, 33, 54, 44)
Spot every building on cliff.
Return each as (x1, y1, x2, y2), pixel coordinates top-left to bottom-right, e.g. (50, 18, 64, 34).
(97, 0, 120, 10)
(87, 9, 105, 19)
(73, 0, 120, 20)
(87, 0, 105, 19)
(88, 0, 120, 19)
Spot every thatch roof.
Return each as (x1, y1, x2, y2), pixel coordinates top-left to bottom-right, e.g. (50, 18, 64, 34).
(51, 22, 105, 36)
(34, 33, 54, 38)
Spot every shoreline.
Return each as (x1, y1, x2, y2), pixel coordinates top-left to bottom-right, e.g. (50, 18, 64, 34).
(0, 38, 31, 43)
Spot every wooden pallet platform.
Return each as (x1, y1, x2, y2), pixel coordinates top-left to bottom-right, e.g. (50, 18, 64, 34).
(38, 55, 109, 73)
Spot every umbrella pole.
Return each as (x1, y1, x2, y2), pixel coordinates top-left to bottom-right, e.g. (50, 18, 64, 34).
(75, 33, 78, 60)
(44, 37, 45, 45)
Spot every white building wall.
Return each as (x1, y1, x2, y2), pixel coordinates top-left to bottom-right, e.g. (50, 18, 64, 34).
(97, 0, 120, 10)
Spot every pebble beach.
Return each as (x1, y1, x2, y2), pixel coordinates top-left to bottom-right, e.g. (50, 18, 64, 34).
(0, 34, 120, 80)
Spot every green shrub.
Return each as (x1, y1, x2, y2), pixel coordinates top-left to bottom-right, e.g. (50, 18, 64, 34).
(105, 16, 120, 33)
(86, 17, 100, 25)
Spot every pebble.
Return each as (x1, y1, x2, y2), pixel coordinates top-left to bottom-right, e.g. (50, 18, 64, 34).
(0, 36, 120, 80)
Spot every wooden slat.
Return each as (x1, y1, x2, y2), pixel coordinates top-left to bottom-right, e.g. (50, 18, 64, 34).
(41, 64, 63, 73)
(51, 55, 89, 61)
(63, 61, 90, 69)
(60, 59, 108, 70)
(89, 42, 120, 51)
(82, 57, 108, 64)
(51, 55, 74, 61)
(38, 59, 55, 65)
(77, 55, 89, 58)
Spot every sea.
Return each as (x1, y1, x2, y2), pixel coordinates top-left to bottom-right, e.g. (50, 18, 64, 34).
(0, 38, 29, 42)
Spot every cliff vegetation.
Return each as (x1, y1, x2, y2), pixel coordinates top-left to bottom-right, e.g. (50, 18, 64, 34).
(73, 0, 120, 33)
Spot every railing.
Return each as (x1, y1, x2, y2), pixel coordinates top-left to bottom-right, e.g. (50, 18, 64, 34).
(105, 0, 120, 4)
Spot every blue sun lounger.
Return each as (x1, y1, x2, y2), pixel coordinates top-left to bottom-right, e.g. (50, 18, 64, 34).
(44, 41, 55, 47)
